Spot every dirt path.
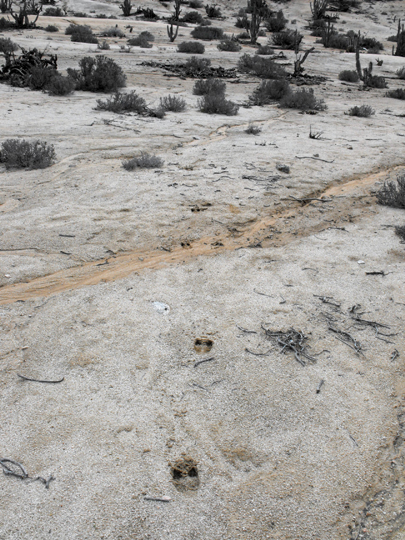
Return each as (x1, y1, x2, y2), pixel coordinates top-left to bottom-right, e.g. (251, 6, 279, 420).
(0, 164, 398, 305)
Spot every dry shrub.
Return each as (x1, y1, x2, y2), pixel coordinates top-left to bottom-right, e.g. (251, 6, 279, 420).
(193, 78, 225, 95)
(347, 104, 374, 117)
(198, 93, 239, 115)
(386, 88, 405, 100)
(217, 39, 241, 52)
(338, 70, 359, 82)
(250, 79, 290, 104)
(123, 153, 164, 170)
(238, 53, 286, 79)
(177, 41, 205, 53)
(280, 88, 326, 111)
(191, 25, 223, 40)
(160, 95, 186, 111)
(67, 56, 126, 93)
(376, 176, 405, 208)
(96, 91, 147, 113)
(0, 139, 56, 169)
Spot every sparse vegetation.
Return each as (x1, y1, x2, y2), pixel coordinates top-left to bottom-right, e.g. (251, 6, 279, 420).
(177, 41, 205, 53)
(128, 35, 153, 48)
(386, 88, 405, 100)
(238, 53, 286, 79)
(339, 69, 359, 82)
(256, 44, 274, 55)
(347, 104, 375, 117)
(160, 94, 186, 111)
(0, 139, 55, 169)
(67, 56, 126, 93)
(265, 10, 287, 32)
(272, 29, 302, 49)
(123, 153, 164, 170)
(217, 39, 241, 52)
(101, 26, 125, 38)
(193, 77, 225, 95)
(205, 4, 221, 18)
(245, 123, 262, 134)
(396, 67, 405, 79)
(189, 0, 203, 8)
(67, 25, 98, 44)
(191, 25, 224, 40)
(45, 24, 59, 32)
(280, 88, 326, 111)
(45, 74, 76, 95)
(96, 91, 147, 113)
(98, 40, 110, 50)
(376, 176, 405, 208)
(182, 10, 204, 24)
(198, 93, 239, 115)
(250, 79, 290, 104)
(183, 56, 211, 75)
(395, 225, 405, 241)
(43, 6, 64, 16)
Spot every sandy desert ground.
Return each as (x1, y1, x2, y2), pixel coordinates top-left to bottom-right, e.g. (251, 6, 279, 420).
(1, 0, 405, 538)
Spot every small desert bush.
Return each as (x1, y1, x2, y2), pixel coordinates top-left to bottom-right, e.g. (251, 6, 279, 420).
(366, 75, 386, 89)
(205, 4, 221, 18)
(96, 91, 147, 113)
(177, 41, 205, 53)
(28, 66, 58, 90)
(272, 29, 302, 49)
(191, 25, 223, 40)
(265, 10, 287, 32)
(280, 88, 326, 111)
(238, 53, 286, 79)
(256, 44, 274, 55)
(235, 15, 249, 29)
(387, 88, 405, 100)
(339, 70, 359, 82)
(44, 6, 64, 16)
(250, 79, 290, 104)
(198, 93, 239, 115)
(347, 104, 375, 117)
(217, 39, 241, 52)
(101, 26, 125, 38)
(245, 123, 261, 135)
(160, 95, 186, 111)
(98, 40, 110, 50)
(0, 37, 18, 54)
(139, 31, 155, 41)
(45, 24, 59, 32)
(193, 78, 225, 95)
(396, 67, 405, 79)
(184, 56, 211, 75)
(395, 225, 405, 241)
(123, 153, 164, 170)
(189, 0, 203, 7)
(73, 12, 88, 17)
(0, 139, 56, 169)
(67, 56, 126, 93)
(46, 75, 76, 95)
(69, 25, 98, 44)
(182, 10, 204, 24)
(128, 35, 152, 48)
(237, 31, 250, 40)
(376, 176, 405, 208)
(0, 17, 14, 30)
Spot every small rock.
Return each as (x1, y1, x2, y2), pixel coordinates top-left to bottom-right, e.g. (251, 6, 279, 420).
(357, 260, 365, 265)
(153, 301, 170, 314)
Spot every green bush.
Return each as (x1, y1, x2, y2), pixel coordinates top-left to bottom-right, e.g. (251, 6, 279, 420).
(193, 78, 225, 95)
(44, 6, 64, 16)
(245, 123, 262, 134)
(256, 44, 274, 55)
(205, 4, 221, 18)
(347, 104, 374, 117)
(217, 39, 241, 52)
(139, 31, 154, 41)
(0, 37, 18, 54)
(28, 66, 58, 90)
(189, 0, 203, 7)
(366, 75, 386, 89)
(160, 95, 186, 111)
(280, 88, 326, 111)
(73, 12, 88, 17)
(0, 17, 15, 29)
(339, 70, 359, 82)
(45, 75, 75, 95)
(191, 25, 223, 40)
(0, 139, 56, 169)
(182, 10, 204, 24)
(250, 79, 290, 104)
(96, 91, 147, 113)
(45, 24, 59, 32)
(397, 67, 405, 79)
(376, 176, 405, 208)
(272, 29, 302, 49)
(67, 56, 126, 93)
(386, 88, 405, 100)
(238, 53, 286, 79)
(98, 40, 110, 50)
(101, 26, 125, 37)
(123, 153, 164, 170)
(183, 56, 211, 75)
(265, 10, 287, 32)
(395, 225, 405, 241)
(128, 35, 152, 48)
(177, 41, 205, 53)
(69, 25, 98, 44)
(198, 93, 239, 115)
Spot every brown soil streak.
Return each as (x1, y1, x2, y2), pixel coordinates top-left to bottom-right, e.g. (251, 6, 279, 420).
(0, 166, 398, 305)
